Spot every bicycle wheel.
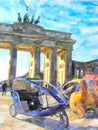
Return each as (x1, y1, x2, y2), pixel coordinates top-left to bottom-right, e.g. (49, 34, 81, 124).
(60, 110, 69, 129)
(9, 104, 17, 118)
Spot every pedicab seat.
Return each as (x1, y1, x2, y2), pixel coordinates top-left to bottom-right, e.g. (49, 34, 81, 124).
(15, 90, 39, 101)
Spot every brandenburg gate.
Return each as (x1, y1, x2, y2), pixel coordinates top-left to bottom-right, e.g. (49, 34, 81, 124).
(0, 23, 76, 86)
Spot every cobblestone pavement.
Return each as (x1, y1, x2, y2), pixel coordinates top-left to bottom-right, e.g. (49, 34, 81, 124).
(0, 92, 98, 130)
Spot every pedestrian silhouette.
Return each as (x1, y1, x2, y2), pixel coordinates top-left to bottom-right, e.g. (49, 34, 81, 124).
(2, 82, 7, 95)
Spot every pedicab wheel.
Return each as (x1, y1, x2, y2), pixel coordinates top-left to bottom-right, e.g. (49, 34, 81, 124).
(9, 104, 17, 118)
(76, 104, 85, 118)
(60, 110, 69, 129)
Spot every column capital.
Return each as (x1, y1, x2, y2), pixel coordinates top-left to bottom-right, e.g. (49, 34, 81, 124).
(35, 46, 40, 51)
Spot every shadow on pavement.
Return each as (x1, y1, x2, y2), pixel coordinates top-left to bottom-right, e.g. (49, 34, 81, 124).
(16, 116, 66, 130)
(84, 109, 98, 119)
(16, 116, 98, 130)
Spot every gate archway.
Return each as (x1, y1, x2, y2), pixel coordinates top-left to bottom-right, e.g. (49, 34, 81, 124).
(0, 23, 76, 86)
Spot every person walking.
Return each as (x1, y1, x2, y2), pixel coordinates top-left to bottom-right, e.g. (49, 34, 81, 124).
(2, 82, 7, 95)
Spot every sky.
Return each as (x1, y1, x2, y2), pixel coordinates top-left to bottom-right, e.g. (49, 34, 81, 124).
(0, 0, 98, 80)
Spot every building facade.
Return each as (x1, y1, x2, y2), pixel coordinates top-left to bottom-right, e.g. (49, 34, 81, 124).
(72, 60, 98, 78)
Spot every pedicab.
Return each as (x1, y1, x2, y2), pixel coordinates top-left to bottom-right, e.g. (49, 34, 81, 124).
(61, 75, 98, 117)
(9, 78, 69, 128)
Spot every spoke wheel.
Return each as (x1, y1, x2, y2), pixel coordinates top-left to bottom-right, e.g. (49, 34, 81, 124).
(9, 104, 17, 118)
(60, 110, 69, 129)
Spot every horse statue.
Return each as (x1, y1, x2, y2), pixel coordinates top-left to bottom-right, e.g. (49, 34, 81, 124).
(34, 16, 40, 25)
(18, 12, 22, 23)
(23, 13, 29, 23)
(30, 14, 34, 24)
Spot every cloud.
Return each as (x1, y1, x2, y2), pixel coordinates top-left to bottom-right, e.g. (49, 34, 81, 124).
(16, 51, 30, 76)
(0, 61, 9, 80)
(16, 65, 29, 77)
(80, 26, 98, 35)
(88, 35, 98, 45)
(72, 34, 98, 62)
(91, 49, 98, 55)
(0, 49, 30, 79)
(72, 45, 97, 62)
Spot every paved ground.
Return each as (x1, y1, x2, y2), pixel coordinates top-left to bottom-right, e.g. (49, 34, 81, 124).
(0, 91, 98, 130)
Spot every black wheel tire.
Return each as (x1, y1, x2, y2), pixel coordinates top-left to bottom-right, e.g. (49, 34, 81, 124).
(9, 104, 17, 118)
(60, 110, 69, 129)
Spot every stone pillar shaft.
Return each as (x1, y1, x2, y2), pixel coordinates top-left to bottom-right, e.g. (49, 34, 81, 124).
(9, 44, 17, 85)
(29, 51, 34, 78)
(95, 67, 98, 74)
(34, 46, 40, 76)
(82, 68, 85, 76)
(66, 49, 72, 81)
(78, 68, 81, 77)
(74, 67, 77, 76)
(50, 48, 57, 86)
(43, 50, 51, 82)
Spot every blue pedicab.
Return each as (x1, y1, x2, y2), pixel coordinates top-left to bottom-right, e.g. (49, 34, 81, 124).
(9, 78, 69, 128)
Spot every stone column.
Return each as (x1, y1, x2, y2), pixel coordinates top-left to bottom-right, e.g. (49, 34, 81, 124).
(82, 68, 85, 76)
(29, 51, 35, 78)
(43, 49, 51, 82)
(76, 67, 79, 77)
(95, 67, 98, 74)
(78, 68, 81, 77)
(9, 44, 17, 86)
(89, 67, 92, 74)
(50, 47, 57, 86)
(74, 67, 78, 76)
(57, 50, 67, 85)
(34, 46, 40, 76)
(66, 49, 72, 81)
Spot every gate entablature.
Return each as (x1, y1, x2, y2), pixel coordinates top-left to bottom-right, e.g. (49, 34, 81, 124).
(0, 23, 74, 43)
